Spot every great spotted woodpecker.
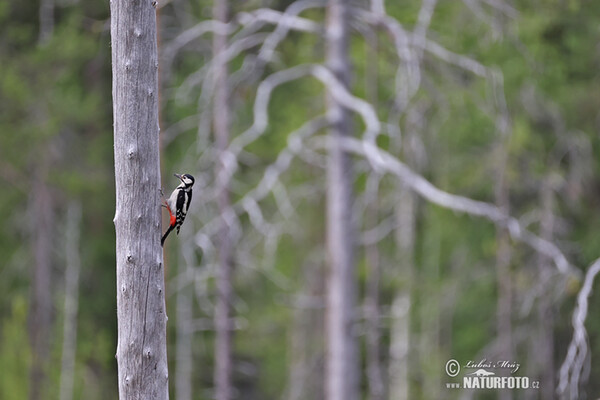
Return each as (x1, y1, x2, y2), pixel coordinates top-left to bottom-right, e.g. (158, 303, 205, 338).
(161, 173, 195, 246)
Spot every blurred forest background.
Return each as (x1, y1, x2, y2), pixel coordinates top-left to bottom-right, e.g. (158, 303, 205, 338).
(2, 0, 600, 399)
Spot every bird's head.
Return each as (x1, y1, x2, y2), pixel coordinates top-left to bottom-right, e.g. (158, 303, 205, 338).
(175, 173, 195, 187)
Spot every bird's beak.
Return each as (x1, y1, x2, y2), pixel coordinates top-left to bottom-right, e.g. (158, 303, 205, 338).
(174, 173, 182, 180)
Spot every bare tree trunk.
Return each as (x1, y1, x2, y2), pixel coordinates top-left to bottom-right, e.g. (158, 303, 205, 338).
(365, 190, 384, 400)
(213, 1, 234, 399)
(388, 183, 415, 400)
(420, 211, 441, 400)
(287, 262, 326, 400)
(495, 130, 513, 400)
(175, 263, 193, 400)
(288, 301, 311, 400)
(363, 24, 384, 400)
(110, 0, 169, 397)
(535, 176, 556, 400)
(29, 167, 54, 400)
(38, 0, 54, 45)
(59, 201, 82, 400)
(325, 0, 358, 399)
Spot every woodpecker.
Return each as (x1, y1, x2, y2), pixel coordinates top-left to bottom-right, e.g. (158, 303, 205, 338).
(161, 173, 195, 246)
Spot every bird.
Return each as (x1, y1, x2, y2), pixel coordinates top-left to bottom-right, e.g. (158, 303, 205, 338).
(161, 173, 195, 246)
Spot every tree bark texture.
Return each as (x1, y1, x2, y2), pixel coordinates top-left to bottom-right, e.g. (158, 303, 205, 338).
(325, 1, 358, 400)
(110, 0, 168, 397)
(213, 1, 234, 399)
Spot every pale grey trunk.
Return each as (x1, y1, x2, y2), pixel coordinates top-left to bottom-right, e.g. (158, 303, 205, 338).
(29, 167, 54, 400)
(59, 202, 82, 400)
(365, 226, 383, 400)
(288, 303, 309, 400)
(325, 0, 358, 399)
(38, 0, 54, 45)
(388, 183, 415, 400)
(175, 266, 193, 400)
(110, 0, 169, 397)
(420, 211, 441, 400)
(365, 178, 384, 400)
(364, 27, 384, 400)
(533, 176, 556, 400)
(287, 262, 326, 400)
(213, 1, 234, 399)
(495, 136, 512, 400)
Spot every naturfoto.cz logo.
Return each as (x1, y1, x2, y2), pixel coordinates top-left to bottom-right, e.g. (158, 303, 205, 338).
(444, 359, 540, 390)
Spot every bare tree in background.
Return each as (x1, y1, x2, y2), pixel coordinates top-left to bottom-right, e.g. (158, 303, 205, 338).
(362, 18, 384, 400)
(38, 0, 54, 44)
(213, 0, 234, 399)
(59, 201, 82, 400)
(494, 77, 513, 400)
(534, 175, 557, 400)
(29, 164, 54, 400)
(175, 255, 193, 400)
(158, 1, 600, 399)
(110, 0, 169, 397)
(325, 1, 359, 400)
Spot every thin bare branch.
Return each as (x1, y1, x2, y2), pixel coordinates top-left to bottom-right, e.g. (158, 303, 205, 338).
(558, 258, 600, 400)
(162, 20, 232, 69)
(255, 0, 325, 64)
(333, 137, 579, 278)
(238, 8, 321, 34)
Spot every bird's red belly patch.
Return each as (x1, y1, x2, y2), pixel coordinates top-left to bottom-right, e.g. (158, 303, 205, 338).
(166, 204, 176, 226)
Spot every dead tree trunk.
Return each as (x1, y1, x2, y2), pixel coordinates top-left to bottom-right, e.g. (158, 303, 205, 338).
(535, 175, 557, 400)
(38, 0, 54, 44)
(388, 183, 415, 400)
(29, 166, 54, 400)
(363, 26, 384, 400)
(175, 267, 193, 400)
(365, 181, 384, 400)
(213, 0, 234, 399)
(325, 0, 358, 399)
(59, 201, 82, 400)
(110, 0, 169, 397)
(494, 111, 513, 400)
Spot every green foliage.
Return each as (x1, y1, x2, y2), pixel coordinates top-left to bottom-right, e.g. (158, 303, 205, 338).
(3, 0, 600, 398)
(0, 296, 31, 400)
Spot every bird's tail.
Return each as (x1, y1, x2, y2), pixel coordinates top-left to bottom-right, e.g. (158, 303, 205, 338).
(161, 225, 175, 246)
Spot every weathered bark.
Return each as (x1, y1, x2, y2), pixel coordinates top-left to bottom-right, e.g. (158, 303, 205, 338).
(325, 0, 358, 399)
(29, 166, 54, 400)
(110, 0, 169, 397)
(213, 1, 234, 400)
(59, 201, 82, 400)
